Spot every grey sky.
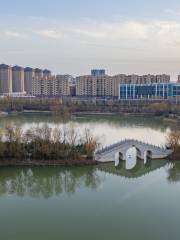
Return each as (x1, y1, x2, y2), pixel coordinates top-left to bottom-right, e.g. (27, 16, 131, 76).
(1, 0, 180, 79)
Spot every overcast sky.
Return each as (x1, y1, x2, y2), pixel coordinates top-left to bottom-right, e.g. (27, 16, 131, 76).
(1, 0, 180, 79)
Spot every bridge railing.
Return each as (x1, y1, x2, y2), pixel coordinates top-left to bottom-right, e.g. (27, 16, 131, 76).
(96, 139, 169, 155)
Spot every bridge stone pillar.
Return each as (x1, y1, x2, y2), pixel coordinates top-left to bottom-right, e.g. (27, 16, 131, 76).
(144, 151, 147, 164)
(115, 152, 119, 167)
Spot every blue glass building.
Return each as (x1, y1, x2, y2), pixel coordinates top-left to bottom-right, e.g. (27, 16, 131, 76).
(173, 84, 180, 97)
(91, 69, 106, 76)
(119, 83, 180, 100)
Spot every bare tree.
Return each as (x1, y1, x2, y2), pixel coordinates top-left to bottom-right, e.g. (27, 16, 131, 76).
(166, 129, 180, 152)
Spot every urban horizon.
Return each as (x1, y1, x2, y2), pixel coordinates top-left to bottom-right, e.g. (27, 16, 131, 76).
(0, 62, 179, 81)
(0, 62, 179, 101)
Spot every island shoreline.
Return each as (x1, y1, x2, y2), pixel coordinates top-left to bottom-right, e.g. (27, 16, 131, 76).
(0, 159, 99, 167)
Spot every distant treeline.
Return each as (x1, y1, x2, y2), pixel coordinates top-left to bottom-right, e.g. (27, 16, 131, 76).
(0, 98, 180, 116)
(0, 124, 98, 162)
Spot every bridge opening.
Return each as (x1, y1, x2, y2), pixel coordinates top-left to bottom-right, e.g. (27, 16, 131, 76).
(119, 152, 123, 161)
(144, 150, 152, 165)
(132, 145, 142, 160)
(114, 152, 124, 167)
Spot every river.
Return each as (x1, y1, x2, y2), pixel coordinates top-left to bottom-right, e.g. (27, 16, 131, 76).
(0, 114, 179, 240)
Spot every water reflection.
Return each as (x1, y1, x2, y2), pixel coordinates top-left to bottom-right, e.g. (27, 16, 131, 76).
(113, 158, 180, 183)
(98, 160, 168, 179)
(0, 166, 103, 198)
(0, 113, 169, 131)
(0, 160, 180, 199)
(167, 161, 180, 183)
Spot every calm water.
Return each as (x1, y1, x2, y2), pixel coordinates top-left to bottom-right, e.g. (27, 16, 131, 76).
(0, 114, 179, 240)
(0, 113, 172, 146)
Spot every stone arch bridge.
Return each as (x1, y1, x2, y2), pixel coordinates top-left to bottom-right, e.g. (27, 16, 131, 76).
(95, 139, 173, 163)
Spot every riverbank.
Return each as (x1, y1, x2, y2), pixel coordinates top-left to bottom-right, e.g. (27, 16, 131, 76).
(73, 112, 156, 117)
(0, 159, 98, 167)
(0, 110, 161, 121)
(0, 97, 179, 117)
(163, 117, 180, 124)
(0, 109, 160, 116)
(168, 152, 180, 160)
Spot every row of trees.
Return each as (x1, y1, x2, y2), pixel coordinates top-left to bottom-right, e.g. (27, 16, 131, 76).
(0, 124, 99, 161)
(0, 97, 180, 116)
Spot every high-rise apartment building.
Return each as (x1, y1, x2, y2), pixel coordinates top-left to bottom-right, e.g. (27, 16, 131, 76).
(43, 69, 51, 78)
(76, 73, 171, 98)
(56, 75, 71, 96)
(76, 75, 114, 97)
(32, 75, 71, 97)
(24, 67, 35, 94)
(178, 75, 180, 83)
(0, 63, 174, 99)
(156, 75, 170, 83)
(25, 68, 51, 94)
(32, 76, 54, 96)
(34, 68, 43, 78)
(0, 64, 12, 94)
(12, 66, 24, 93)
(114, 74, 170, 84)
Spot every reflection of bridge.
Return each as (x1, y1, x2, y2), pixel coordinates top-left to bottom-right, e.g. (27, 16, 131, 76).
(98, 160, 168, 179)
(95, 139, 173, 163)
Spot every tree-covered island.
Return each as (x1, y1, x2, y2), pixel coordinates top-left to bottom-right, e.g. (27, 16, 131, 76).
(0, 124, 99, 166)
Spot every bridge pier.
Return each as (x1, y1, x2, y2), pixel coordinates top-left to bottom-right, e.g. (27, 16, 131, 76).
(114, 152, 119, 167)
(144, 150, 152, 164)
(114, 152, 124, 167)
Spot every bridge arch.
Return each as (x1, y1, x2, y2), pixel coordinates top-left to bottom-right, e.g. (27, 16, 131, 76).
(144, 150, 152, 164)
(119, 152, 124, 161)
(114, 151, 124, 167)
(131, 145, 142, 159)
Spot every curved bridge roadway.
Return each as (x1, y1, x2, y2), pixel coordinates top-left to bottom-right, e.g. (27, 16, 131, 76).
(95, 139, 173, 163)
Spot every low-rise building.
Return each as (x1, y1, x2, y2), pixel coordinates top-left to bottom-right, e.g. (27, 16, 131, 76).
(119, 83, 180, 100)
(173, 83, 180, 100)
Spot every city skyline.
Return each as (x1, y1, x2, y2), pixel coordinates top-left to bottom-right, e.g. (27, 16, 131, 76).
(0, 63, 173, 78)
(1, 0, 180, 79)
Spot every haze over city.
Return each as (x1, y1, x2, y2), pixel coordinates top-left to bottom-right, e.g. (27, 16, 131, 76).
(1, 0, 180, 79)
